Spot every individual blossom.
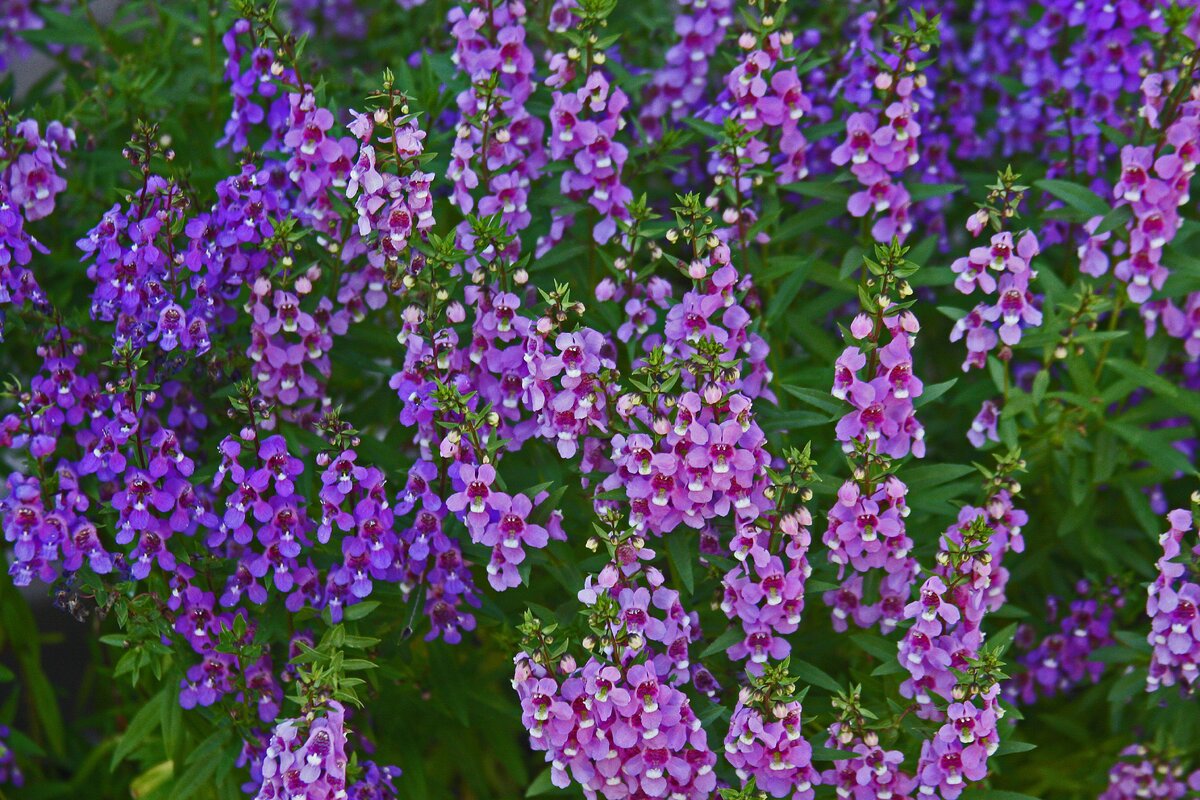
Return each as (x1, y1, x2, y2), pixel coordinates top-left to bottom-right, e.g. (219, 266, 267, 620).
(347, 761, 403, 800)
(967, 400, 1000, 448)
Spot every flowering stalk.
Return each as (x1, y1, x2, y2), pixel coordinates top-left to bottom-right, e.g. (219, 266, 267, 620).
(543, 0, 633, 246)
(897, 453, 1026, 797)
(447, 0, 546, 257)
(831, 10, 940, 244)
(512, 513, 718, 799)
(950, 168, 1042, 376)
(1147, 503, 1200, 693)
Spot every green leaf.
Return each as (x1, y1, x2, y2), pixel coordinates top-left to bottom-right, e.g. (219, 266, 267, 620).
(1108, 358, 1200, 420)
(700, 626, 744, 659)
(781, 384, 844, 417)
(111, 688, 167, 770)
(665, 531, 696, 597)
(1087, 645, 1143, 665)
(908, 182, 965, 201)
(1031, 369, 1050, 406)
(966, 790, 1044, 800)
(1108, 422, 1199, 477)
(171, 730, 233, 800)
(782, 179, 851, 203)
(993, 739, 1037, 756)
(789, 659, 842, 693)
(1034, 178, 1110, 219)
(759, 410, 834, 432)
(903, 463, 976, 490)
(766, 258, 813, 326)
(915, 378, 958, 407)
(1093, 204, 1132, 236)
(343, 600, 381, 621)
(681, 117, 724, 139)
(870, 660, 906, 676)
(1107, 669, 1145, 705)
(526, 767, 559, 796)
(987, 622, 1019, 656)
(850, 632, 898, 662)
(937, 305, 968, 321)
(22, 658, 66, 758)
(161, 689, 183, 760)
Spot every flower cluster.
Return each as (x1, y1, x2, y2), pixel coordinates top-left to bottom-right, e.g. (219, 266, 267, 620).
(6, 2, 1200, 798)
(246, 272, 339, 414)
(1147, 508, 1200, 693)
(950, 172, 1042, 371)
(821, 722, 915, 800)
(547, 72, 633, 244)
(394, 460, 481, 644)
(913, 684, 1001, 800)
(898, 478, 1026, 717)
(0, 191, 49, 338)
(216, 18, 289, 152)
(449, 466, 555, 590)
(514, 654, 718, 799)
(78, 173, 207, 357)
(253, 701, 349, 800)
(1, 111, 73, 337)
(822, 473, 916, 635)
(1100, 745, 1200, 800)
(891, 457, 1026, 798)
(344, 101, 436, 272)
(723, 661, 820, 799)
(447, 0, 546, 250)
(638, 0, 734, 139)
(1081, 89, 1200, 305)
(513, 522, 717, 800)
(1007, 580, 1121, 704)
(721, 506, 813, 671)
(1, 114, 74, 222)
(702, 21, 815, 231)
(833, 309, 924, 459)
(0, 724, 20, 787)
(172, 572, 279, 717)
(831, 12, 940, 244)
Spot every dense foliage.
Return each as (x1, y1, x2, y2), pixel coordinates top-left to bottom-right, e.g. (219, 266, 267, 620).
(1, 1, 1200, 798)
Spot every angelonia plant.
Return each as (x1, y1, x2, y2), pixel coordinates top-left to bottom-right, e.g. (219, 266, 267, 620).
(2, 0, 1200, 798)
